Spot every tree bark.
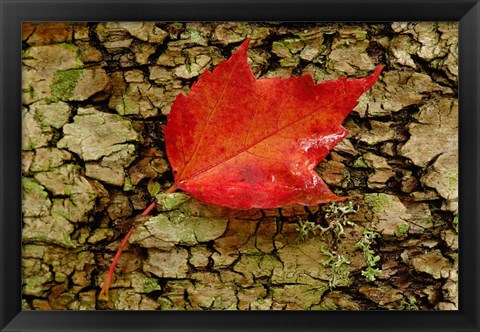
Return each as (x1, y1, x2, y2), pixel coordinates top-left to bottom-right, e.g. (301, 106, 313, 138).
(21, 22, 458, 310)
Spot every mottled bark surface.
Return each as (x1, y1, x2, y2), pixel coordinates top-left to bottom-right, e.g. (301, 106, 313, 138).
(21, 22, 458, 310)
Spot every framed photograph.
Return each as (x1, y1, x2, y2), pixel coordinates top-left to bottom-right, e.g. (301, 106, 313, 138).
(1, 0, 479, 331)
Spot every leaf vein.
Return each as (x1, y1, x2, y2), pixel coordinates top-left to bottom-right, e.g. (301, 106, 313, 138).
(178, 60, 241, 179)
(182, 87, 346, 182)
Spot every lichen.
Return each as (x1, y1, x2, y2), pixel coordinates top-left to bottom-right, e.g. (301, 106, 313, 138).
(60, 43, 80, 54)
(353, 156, 370, 168)
(452, 216, 458, 232)
(22, 177, 51, 217)
(397, 296, 419, 310)
(116, 96, 137, 116)
(22, 177, 47, 195)
(448, 172, 458, 188)
(365, 193, 392, 213)
(155, 192, 191, 211)
(356, 229, 382, 282)
(295, 218, 322, 242)
(395, 224, 410, 237)
(141, 278, 161, 293)
(321, 247, 352, 288)
(51, 69, 83, 100)
(123, 177, 134, 191)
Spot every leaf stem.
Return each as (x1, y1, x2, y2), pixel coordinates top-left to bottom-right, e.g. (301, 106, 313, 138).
(142, 201, 156, 216)
(98, 224, 135, 300)
(99, 203, 157, 300)
(165, 182, 178, 193)
(98, 184, 179, 300)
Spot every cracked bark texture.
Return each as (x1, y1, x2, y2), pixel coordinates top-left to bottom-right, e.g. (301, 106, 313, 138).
(21, 22, 458, 310)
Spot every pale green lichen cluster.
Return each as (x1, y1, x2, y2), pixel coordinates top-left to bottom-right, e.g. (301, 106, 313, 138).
(321, 247, 352, 289)
(295, 218, 322, 242)
(397, 296, 419, 310)
(356, 229, 382, 282)
(295, 201, 358, 242)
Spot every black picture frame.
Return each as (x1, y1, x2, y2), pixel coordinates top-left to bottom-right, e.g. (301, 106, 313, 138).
(1, 0, 479, 331)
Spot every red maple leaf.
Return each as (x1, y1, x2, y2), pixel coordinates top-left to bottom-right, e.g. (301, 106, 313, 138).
(165, 39, 383, 209)
(101, 39, 383, 298)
